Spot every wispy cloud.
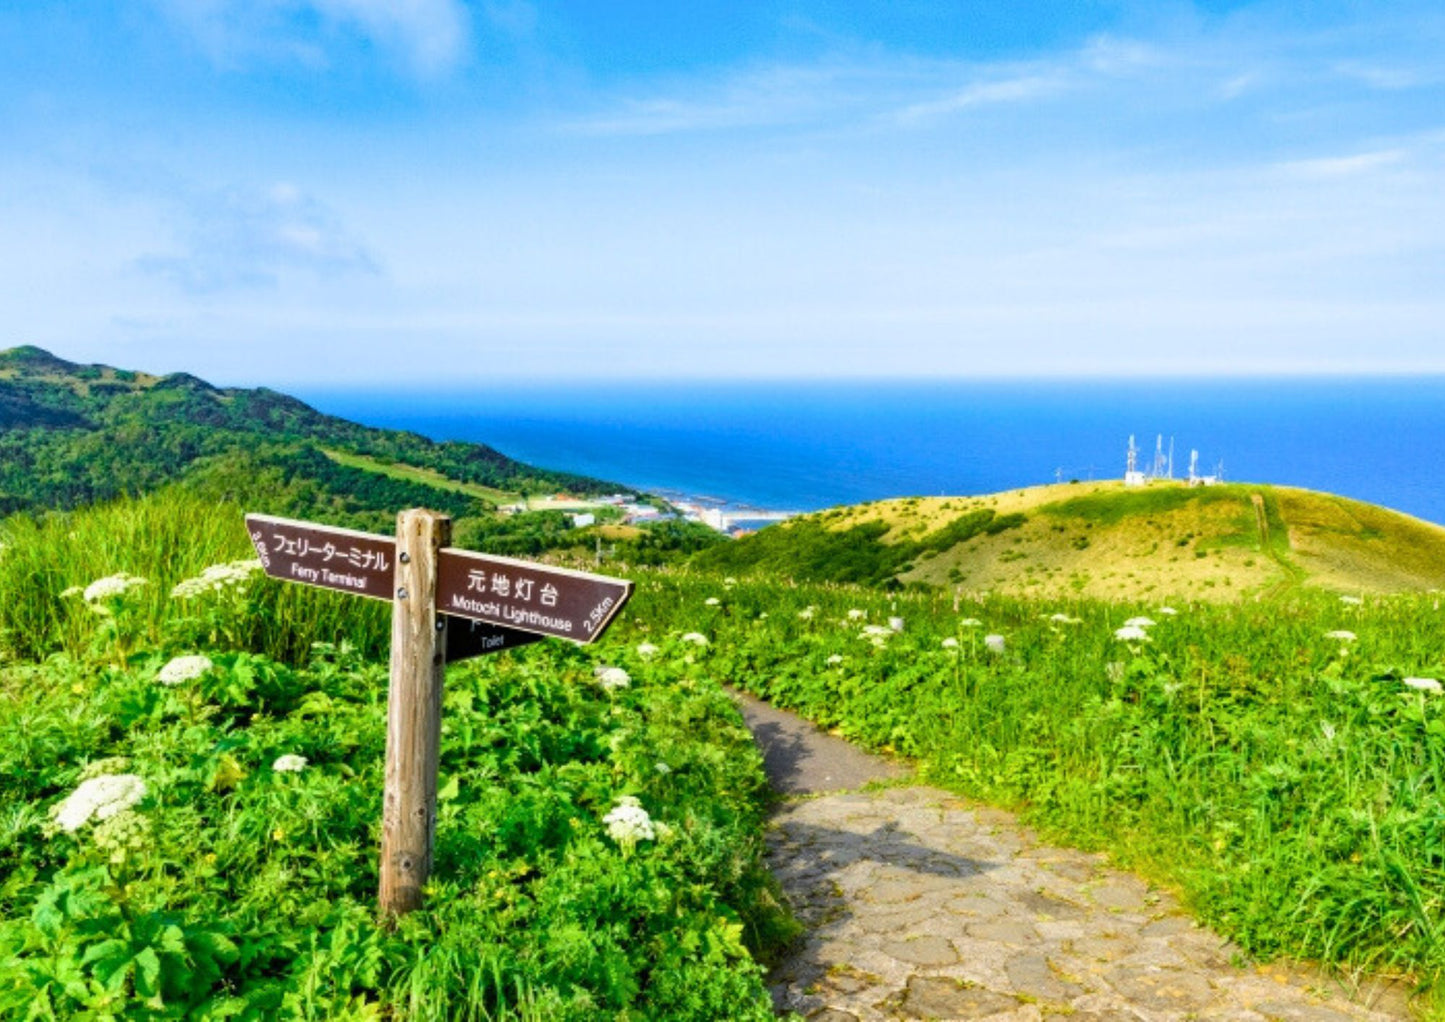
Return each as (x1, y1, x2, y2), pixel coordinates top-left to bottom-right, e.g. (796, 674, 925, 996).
(1275, 149, 1408, 179)
(156, 0, 470, 75)
(1333, 61, 1431, 91)
(139, 182, 378, 293)
(895, 73, 1068, 125)
(561, 62, 882, 137)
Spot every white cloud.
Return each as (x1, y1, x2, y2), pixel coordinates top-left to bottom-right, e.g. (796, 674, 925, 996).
(1333, 61, 1430, 91)
(139, 182, 378, 292)
(157, 0, 469, 75)
(895, 73, 1068, 125)
(1274, 149, 1407, 179)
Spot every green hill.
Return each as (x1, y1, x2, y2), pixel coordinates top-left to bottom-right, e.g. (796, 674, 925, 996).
(698, 480, 1445, 600)
(0, 345, 616, 531)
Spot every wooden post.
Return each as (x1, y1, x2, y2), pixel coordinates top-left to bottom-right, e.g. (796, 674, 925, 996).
(379, 508, 450, 918)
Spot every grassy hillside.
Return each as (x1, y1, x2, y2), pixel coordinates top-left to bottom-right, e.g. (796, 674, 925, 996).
(700, 480, 1445, 600)
(0, 345, 613, 526)
(638, 574, 1445, 1003)
(0, 491, 788, 1019)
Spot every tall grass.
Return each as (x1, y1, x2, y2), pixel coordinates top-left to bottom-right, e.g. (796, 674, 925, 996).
(624, 572, 1445, 996)
(0, 488, 389, 664)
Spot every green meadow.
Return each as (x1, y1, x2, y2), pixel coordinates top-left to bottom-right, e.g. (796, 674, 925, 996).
(4, 489, 1445, 1016)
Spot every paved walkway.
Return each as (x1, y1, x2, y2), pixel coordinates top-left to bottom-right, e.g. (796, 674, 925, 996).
(731, 693, 1414, 1021)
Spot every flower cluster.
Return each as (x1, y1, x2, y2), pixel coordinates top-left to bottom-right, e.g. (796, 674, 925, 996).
(157, 654, 213, 686)
(595, 666, 631, 692)
(984, 634, 1006, 654)
(603, 795, 656, 846)
(636, 642, 659, 658)
(171, 559, 262, 599)
(272, 754, 308, 772)
(680, 632, 709, 646)
(81, 572, 147, 604)
(1114, 625, 1151, 643)
(1404, 677, 1442, 694)
(51, 773, 147, 832)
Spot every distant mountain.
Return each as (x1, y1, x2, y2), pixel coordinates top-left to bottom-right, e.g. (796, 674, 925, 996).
(0, 345, 616, 527)
(697, 481, 1445, 600)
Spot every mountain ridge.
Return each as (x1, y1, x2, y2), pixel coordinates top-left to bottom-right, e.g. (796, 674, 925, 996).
(0, 345, 617, 526)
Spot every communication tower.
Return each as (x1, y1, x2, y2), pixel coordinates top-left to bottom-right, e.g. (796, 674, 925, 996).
(1124, 435, 1146, 487)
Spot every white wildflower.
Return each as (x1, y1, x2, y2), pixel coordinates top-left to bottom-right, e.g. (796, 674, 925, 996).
(157, 654, 213, 686)
(170, 559, 262, 599)
(60, 585, 84, 599)
(680, 632, 709, 646)
(758, 612, 768, 620)
(723, 577, 737, 588)
(888, 616, 904, 632)
(1404, 677, 1443, 694)
(272, 754, 308, 773)
(704, 597, 720, 607)
(1324, 630, 1357, 642)
(603, 796, 655, 845)
(941, 637, 959, 649)
(655, 762, 671, 774)
(1123, 616, 1155, 629)
(1340, 595, 1363, 606)
(861, 625, 892, 639)
(636, 642, 659, 659)
(83, 572, 147, 603)
(984, 634, 1006, 654)
(1158, 606, 1178, 616)
(1114, 625, 1151, 643)
(51, 774, 146, 833)
(960, 618, 982, 628)
(595, 666, 631, 692)
(847, 609, 866, 621)
(797, 606, 816, 620)
(826, 654, 844, 666)
(1049, 613, 1082, 625)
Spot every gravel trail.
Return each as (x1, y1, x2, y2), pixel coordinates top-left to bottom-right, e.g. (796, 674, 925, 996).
(733, 693, 1413, 1022)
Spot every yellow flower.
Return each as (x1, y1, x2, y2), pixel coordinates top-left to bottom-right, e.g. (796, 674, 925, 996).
(272, 827, 286, 842)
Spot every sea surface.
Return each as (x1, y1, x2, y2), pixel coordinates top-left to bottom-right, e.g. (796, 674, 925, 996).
(297, 378, 1445, 526)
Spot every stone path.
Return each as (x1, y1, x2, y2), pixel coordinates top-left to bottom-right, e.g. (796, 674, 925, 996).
(732, 695, 1415, 1021)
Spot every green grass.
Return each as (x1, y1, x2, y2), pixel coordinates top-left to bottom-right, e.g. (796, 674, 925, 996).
(321, 448, 518, 506)
(631, 573, 1445, 1004)
(0, 493, 791, 1019)
(1038, 484, 1245, 525)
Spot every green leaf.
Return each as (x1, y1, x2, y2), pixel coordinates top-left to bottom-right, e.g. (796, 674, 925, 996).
(133, 946, 162, 999)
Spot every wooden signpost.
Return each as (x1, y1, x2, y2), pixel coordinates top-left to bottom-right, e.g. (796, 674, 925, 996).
(245, 510, 632, 917)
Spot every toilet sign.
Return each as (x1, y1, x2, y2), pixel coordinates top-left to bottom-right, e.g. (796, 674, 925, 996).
(245, 510, 632, 915)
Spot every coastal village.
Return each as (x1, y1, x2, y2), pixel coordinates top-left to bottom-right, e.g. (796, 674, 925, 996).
(502, 491, 802, 537)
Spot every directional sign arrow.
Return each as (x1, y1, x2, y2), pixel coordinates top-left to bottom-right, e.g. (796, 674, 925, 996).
(245, 513, 395, 601)
(245, 513, 633, 645)
(444, 618, 542, 662)
(436, 548, 632, 644)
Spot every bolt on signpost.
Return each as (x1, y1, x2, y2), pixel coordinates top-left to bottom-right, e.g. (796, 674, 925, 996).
(246, 508, 632, 918)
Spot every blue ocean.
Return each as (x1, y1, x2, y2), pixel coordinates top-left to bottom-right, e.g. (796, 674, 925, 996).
(297, 378, 1445, 527)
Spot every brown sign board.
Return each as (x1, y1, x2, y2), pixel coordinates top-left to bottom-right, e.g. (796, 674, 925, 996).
(444, 617, 543, 662)
(437, 548, 632, 644)
(246, 514, 395, 601)
(246, 512, 633, 646)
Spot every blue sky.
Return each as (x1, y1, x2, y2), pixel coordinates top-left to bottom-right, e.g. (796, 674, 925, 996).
(2, 1, 1442, 385)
